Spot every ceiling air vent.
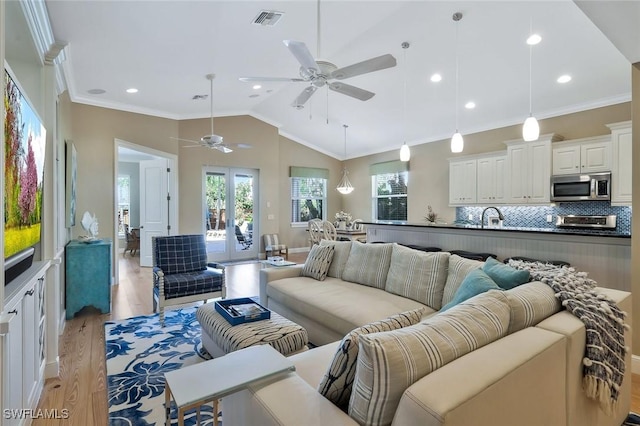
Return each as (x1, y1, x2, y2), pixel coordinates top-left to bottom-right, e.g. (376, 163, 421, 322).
(252, 10, 284, 26)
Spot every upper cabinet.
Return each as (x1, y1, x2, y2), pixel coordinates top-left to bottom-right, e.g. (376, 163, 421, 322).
(449, 152, 507, 206)
(449, 158, 477, 205)
(552, 136, 611, 175)
(477, 153, 507, 204)
(505, 135, 559, 204)
(607, 121, 632, 205)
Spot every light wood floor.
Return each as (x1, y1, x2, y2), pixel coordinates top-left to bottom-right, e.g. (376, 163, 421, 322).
(33, 252, 640, 424)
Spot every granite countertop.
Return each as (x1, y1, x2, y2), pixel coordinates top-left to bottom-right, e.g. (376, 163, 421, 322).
(362, 221, 631, 238)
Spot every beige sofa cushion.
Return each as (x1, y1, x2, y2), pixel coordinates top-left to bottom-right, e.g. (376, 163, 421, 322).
(504, 281, 561, 334)
(321, 240, 352, 279)
(441, 254, 484, 306)
(349, 290, 510, 426)
(317, 308, 426, 410)
(266, 277, 434, 338)
(342, 241, 393, 289)
(385, 245, 450, 310)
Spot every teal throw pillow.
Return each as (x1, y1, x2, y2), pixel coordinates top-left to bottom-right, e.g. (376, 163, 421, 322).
(440, 269, 501, 311)
(482, 257, 530, 290)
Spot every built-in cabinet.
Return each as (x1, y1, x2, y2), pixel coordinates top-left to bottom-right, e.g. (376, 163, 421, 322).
(477, 153, 507, 203)
(551, 136, 611, 175)
(2, 261, 49, 426)
(608, 121, 632, 205)
(506, 135, 556, 204)
(449, 158, 477, 205)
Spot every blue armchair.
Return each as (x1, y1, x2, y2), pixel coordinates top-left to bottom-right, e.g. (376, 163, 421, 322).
(152, 234, 226, 325)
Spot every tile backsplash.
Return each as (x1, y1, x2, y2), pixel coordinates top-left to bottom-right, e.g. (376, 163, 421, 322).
(456, 202, 631, 235)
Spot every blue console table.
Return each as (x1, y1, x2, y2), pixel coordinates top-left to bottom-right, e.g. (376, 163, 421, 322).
(66, 239, 112, 319)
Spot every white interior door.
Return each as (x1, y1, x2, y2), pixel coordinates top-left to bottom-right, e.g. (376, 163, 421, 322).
(204, 167, 259, 262)
(140, 159, 169, 267)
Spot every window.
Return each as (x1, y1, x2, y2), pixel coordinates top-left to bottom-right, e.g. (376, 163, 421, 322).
(370, 161, 409, 222)
(291, 177, 326, 224)
(117, 175, 131, 236)
(289, 167, 329, 225)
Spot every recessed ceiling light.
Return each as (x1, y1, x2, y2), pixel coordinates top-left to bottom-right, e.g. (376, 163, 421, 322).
(465, 101, 476, 109)
(557, 75, 572, 84)
(526, 34, 542, 45)
(252, 84, 262, 90)
(430, 73, 442, 83)
(87, 88, 106, 95)
(126, 88, 138, 93)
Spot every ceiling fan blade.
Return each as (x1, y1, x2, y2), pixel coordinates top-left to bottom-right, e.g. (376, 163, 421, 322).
(171, 136, 201, 145)
(229, 143, 252, 149)
(283, 40, 319, 73)
(328, 82, 375, 101)
(330, 54, 397, 80)
(291, 86, 318, 108)
(239, 77, 306, 82)
(215, 145, 233, 154)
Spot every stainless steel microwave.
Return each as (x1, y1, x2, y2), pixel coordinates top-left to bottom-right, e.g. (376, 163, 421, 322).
(550, 172, 611, 202)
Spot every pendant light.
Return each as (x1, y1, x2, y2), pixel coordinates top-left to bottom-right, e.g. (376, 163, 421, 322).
(399, 42, 410, 162)
(336, 124, 354, 194)
(523, 24, 541, 142)
(451, 12, 464, 153)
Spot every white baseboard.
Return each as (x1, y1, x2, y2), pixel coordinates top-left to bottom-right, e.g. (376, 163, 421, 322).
(45, 357, 60, 379)
(632, 354, 640, 374)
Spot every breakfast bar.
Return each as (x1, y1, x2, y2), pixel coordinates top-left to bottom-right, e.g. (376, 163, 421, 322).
(364, 222, 631, 292)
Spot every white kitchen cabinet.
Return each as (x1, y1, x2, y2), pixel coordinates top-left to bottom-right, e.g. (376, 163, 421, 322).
(2, 262, 48, 426)
(449, 158, 477, 205)
(477, 153, 507, 204)
(607, 121, 632, 205)
(552, 136, 611, 175)
(506, 135, 558, 204)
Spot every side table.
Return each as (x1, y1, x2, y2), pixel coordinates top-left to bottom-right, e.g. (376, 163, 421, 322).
(65, 239, 112, 319)
(164, 344, 295, 426)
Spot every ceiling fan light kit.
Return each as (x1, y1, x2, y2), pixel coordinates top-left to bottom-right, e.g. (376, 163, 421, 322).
(523, 23, 541, 142)
(450, 12, 464, 153)
(336, 124, 354, 195)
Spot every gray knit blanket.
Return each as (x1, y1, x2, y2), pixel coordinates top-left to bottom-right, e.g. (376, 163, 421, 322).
(508, 259, 629, 415)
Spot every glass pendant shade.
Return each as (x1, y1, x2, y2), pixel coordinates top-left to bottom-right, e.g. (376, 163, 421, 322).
(400, 143, 410, 162)
(522, 115, 540, 141)
(336, 168, 354, 194)
(451, 132, 464, 153)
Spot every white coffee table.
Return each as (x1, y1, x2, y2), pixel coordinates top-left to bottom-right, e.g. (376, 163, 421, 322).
(164, 344, 295, 426)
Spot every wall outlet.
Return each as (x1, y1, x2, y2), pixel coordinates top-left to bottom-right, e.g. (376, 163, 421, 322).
(268, 214, 275, 220)
(468, 214, 473, 221)
(546, 214, 553, 223)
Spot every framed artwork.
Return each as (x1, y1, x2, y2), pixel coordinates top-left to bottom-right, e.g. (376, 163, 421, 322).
(66, 141, 77, 227)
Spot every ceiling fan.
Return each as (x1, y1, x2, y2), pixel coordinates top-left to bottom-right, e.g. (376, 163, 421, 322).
(173, 74, 249, 153)
(239, 1, 396, 108)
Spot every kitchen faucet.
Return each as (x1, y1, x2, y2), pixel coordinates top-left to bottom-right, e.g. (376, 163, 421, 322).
(481, 206, 504, 229)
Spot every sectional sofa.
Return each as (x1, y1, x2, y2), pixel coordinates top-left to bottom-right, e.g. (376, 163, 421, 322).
(222, 240, 631, 426)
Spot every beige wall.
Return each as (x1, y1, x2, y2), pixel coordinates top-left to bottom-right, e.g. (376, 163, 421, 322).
(342, 102, 632, 225)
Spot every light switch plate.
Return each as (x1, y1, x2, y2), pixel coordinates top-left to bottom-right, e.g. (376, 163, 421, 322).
(547, 215, 553, 222)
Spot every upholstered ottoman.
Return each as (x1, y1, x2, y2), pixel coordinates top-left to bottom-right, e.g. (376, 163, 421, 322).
(196, 302, 309, 358)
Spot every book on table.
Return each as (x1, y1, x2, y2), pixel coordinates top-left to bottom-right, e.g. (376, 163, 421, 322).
(229, 303, 264, 317)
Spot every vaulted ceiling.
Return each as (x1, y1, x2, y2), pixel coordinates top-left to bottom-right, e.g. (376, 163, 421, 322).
(41, 1, 636, 159)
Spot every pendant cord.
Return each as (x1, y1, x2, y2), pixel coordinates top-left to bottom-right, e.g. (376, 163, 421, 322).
(343, 124, 348, 160)
(529, 18, 533, 116)
(455, 18, 459, 132)
(403, 46, 407, 144)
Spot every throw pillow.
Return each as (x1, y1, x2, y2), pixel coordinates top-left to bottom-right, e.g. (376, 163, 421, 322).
(349, 290, 510, 426)
(317, 308, 426, 410)
(440, 269, 501, 311)
(341, 241, 393, 289)
(441, 254, 484, 307)
(301, 244, 334, 281)
(320, 240, 352, 279)
(483, 256, 531, 290)
(504, 281, 561, 334)
(385, 245, 450, 310)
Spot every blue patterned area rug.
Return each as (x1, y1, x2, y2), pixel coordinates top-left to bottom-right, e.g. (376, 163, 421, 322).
(105, 308, 221, 426)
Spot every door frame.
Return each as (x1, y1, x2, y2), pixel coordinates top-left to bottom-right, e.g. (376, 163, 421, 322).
(203, 166, 260, 262)
(113, 139, 178, 283)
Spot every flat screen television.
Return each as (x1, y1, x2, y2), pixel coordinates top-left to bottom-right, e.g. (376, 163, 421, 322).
(3, 63, 47, 285)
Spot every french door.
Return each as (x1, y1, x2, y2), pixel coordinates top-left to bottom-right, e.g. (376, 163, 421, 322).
(203, 166, 259, 262)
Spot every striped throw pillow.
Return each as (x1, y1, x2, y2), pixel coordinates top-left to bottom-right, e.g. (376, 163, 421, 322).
(441, 254, 484, 307)
(341, 241, 393, 289)
(317, 308, 425, 410)
(504, 281, 561, 334)
(348, 290, 510, 426)
(301, 244, 334, 281)
(320, 240, 352, 279)
(385, 245, 450, 310)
